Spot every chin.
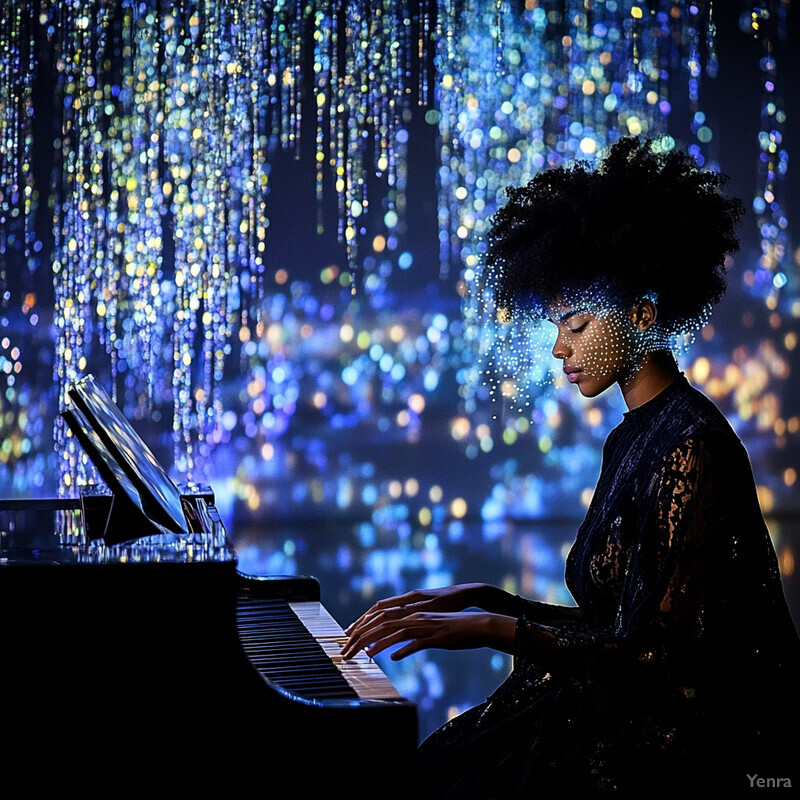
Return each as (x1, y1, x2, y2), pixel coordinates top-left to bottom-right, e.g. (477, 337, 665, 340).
(575, 375, 615, 398)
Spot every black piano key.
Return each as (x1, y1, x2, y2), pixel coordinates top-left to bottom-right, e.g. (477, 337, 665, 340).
(236, 594, 358, 701)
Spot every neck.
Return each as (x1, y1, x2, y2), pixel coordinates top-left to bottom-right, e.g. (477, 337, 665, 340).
(620, 350, 681, 411)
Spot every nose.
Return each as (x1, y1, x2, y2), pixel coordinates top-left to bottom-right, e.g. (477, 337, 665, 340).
(552, 329, 570, 360)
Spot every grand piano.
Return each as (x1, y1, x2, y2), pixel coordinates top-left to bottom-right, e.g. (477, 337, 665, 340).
(0, 375, 418, 792)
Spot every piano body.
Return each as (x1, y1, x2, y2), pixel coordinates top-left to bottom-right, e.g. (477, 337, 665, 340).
(0, 376, 418, 792)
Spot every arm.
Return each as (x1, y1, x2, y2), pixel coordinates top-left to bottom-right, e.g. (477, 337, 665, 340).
(345, 582, 580, 627)
(342, 608, 519, 661)
(342, 584, 581, 661)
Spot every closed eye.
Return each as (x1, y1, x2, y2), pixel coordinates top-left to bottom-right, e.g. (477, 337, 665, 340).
(568, 321, 589, 334)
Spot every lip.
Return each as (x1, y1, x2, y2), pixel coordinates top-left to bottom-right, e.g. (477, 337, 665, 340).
(563, 365, 582, 383)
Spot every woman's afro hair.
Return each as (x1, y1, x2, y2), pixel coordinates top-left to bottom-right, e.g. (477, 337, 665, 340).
(484, 136, 745, 331)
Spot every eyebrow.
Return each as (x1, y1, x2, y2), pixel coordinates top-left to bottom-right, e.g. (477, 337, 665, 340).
(557, 310, 578, 323)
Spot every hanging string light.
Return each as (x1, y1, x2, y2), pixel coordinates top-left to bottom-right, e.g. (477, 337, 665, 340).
(0, 3, 39, 390)
(744, 1, 792, 306)
(0, 0, 794, 497)
(20, 0, 424, 486)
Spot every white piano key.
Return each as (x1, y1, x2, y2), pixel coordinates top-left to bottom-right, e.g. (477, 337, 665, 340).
(289, 601, 403, 700)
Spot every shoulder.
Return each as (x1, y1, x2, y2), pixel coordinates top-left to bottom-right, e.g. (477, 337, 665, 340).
(614, 376, 740, 451)
(660, 381, 745, 456)
(604, 377, 748, 492)
(650, 400, 752, 501)
(662, 381, 745, 460)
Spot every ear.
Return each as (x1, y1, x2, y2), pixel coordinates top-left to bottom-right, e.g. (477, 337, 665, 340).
(630, 298, 658, 331)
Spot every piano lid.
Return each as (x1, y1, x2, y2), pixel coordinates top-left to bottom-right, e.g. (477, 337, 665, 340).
(63, 373, 189, 538)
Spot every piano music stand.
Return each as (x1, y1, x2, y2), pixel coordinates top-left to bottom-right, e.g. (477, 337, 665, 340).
(61, 374, 191, 545)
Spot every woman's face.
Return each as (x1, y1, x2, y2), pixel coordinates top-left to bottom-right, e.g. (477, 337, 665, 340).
(548, 299, 640, 398)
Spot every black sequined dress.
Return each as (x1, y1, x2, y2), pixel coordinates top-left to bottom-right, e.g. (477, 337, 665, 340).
(418, 376, 800, 796)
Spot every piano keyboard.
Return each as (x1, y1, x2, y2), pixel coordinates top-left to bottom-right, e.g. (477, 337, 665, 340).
(237, 595, 403, 702)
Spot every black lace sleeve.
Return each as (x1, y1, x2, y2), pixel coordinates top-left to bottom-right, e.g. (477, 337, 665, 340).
(514, 435, 719, 674)
(511, 596, 581, 623)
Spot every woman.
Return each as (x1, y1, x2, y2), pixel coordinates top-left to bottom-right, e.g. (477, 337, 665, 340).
(342, 138, 800, 794)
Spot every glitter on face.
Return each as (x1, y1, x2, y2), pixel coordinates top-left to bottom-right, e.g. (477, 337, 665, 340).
(548, 300, 666, 397)
(551, 304, 640, 386)
(469, 263, 713, 418)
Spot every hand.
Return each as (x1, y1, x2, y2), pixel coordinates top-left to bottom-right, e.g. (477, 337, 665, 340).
(344, 583, 497, 639)
(341, 606, 517, 661)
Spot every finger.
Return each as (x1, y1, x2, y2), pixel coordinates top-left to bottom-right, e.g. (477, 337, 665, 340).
(342, 621, 394, 658)
(345, 603, 421, 641)
(344, 589, 435, 635)
(345, 606, 390, 635)
(362, 627, 426, 660)
(342, 616, 415, 659)
(344, 598, 408, 635)
(390, 639, 427, 660)
(341, 622, 382, 658)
